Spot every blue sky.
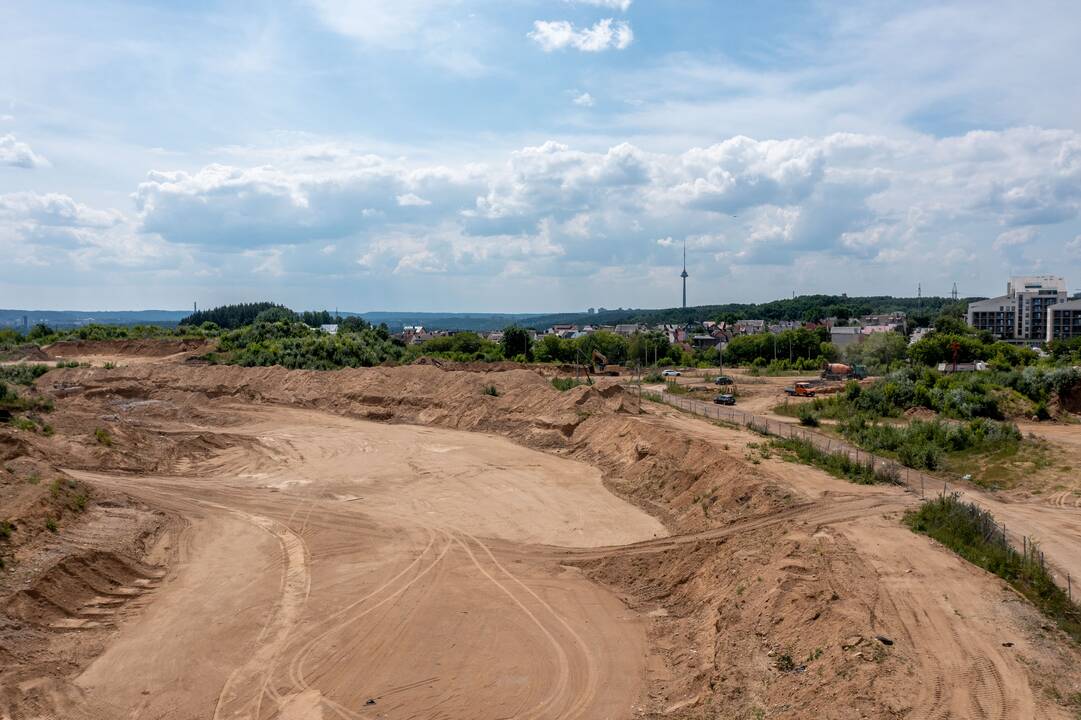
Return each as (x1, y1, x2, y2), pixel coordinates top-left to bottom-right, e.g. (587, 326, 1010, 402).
(3, 1, 1081, 312)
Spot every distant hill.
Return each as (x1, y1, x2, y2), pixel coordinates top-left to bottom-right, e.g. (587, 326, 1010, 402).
(0, 294, 976, 334)
(0, 308, 190, 330)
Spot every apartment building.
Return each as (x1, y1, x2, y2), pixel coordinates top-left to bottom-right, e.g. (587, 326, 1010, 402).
(1048, 298, 1081, 341)
(967, 275, 1067, 343)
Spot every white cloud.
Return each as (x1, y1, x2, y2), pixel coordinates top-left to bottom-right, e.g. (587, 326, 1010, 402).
(565, 0, 632, 10)
(0, 192, 120, 229)
(305, 0, 491, 76)
(11, 127, 1081, 292)
(572, 91, 595, 107)
(529, 19, 633, 52)
(396, 193, 431, 207)
(307, 0, 447, 48)
(0, 134, 48, 169)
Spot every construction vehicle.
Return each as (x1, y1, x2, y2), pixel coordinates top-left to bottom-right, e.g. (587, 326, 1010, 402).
(821, 362, 867, 381)
(784, 382, 817, 397)
(590, 350, 620, 376)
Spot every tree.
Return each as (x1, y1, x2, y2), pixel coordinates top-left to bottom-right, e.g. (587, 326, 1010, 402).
(339, 316, 371, 333)
(181, 302, 286, 329)
(846, 331, 908, 369)
(501, 326, 532, 360)
(908, 333, 986, 366)
(628, 331, 670, 365)
(27, 323, 53, 341)
(254, 306, 299, 324)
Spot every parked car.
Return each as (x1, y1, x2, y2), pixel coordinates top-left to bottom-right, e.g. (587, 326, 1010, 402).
(713, 394, 736, 405)
(661, 370, 681, 377)
(713, 375, 733, 385)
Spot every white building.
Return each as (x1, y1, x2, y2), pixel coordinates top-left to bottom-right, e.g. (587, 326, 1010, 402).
(967, 275, 1068, 343)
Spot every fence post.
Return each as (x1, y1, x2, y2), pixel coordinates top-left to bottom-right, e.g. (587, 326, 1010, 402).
(920, 473, 924, 498)
(1069, 574, 1072, 601)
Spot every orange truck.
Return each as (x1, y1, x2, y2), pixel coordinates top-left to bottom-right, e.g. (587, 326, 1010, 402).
(784, 382, 817, 397)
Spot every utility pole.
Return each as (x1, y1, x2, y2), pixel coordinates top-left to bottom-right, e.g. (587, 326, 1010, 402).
(680, 239, 689, 309)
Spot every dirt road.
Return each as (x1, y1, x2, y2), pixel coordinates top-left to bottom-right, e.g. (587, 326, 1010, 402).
(66, 406, 665, 719)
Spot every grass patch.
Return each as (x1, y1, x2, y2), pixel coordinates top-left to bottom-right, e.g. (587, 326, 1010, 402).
(0, 363, 51, 386)
(94, 427, 113, 446)
(551, 377, 591, 391)
(839, 416, 1022, 472)
(797, 404, 820, 427)
(770, 436, 901, 485)
(664, 380, 690, 395)
(906, 493, 1081, 645)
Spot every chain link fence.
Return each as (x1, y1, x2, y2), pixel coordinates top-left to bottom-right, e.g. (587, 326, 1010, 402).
(642, 389, 1077, 597)
(642, 390, 948, 498)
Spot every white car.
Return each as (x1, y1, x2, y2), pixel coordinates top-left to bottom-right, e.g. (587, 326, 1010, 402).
(661, 370, 681, 377)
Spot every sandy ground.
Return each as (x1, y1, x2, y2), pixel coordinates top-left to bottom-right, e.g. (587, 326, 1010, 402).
(65, 407, 664, 720)
(4, 355, 1081, 719)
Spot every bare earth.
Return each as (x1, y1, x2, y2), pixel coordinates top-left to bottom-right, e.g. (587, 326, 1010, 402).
(66, 407, 664, 719)
(3, 355, 1081, 719)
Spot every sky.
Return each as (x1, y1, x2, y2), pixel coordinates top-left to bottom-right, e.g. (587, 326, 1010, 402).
(2, 1, 1081, 312)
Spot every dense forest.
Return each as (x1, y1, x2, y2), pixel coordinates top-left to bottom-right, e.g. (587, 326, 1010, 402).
(520, 295, 972, 331)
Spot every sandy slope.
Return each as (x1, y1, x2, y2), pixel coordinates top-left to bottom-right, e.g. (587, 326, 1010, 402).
(4, 358, 1081, 719)
(66, 407, 664, 719)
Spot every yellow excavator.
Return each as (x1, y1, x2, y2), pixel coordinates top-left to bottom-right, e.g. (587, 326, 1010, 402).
(591, 349, 620, 376)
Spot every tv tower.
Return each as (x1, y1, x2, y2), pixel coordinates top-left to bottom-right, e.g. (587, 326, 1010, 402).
(680, 239, 689, 309)
(951, 282, 958, 301)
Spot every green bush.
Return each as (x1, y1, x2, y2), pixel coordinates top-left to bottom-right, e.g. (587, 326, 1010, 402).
(551, 377, 589, 391)
(483, 385, 499, 397)
(797, 404, 819, 427)
(0, 364, 50, 386)
(771, 436, 900, 485)
(94, 427, 113, 446)
(217, 320, 403, 369)
(838, 416, 1021, 471)
(906, 493, 1081, 643)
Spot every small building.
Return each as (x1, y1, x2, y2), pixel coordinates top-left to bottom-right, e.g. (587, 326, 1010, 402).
(614, 324, 640, 336)
(319, 324, 339, 335)
(830, 326, 862, 349)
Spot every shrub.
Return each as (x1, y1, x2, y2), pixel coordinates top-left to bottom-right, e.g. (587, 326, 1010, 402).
(770, 436, 901, 485)
(94, 427, 113, 446)
(0, 520, 13, 540)
(0, 364, 50, 386)
(551, 377, 588, 391)
(838, 416, 1020, 471)
(906, 493, 1081, 643)
(45, 518, 58, 533)
(797, 404, 819, 427)
(483, 385, 499, 397)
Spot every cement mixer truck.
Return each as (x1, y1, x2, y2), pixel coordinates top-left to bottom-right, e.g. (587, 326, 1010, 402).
(822, 362, 868, 381)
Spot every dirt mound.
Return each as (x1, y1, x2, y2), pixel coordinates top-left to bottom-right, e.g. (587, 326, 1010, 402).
(0, 345, 51, 362)
(5, 551, 160, 629)
(577, 522, 906, 719)
(45, 364, 793, 532)
(1060, 383, 1081, 414)
(43, 338, 211, 359)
